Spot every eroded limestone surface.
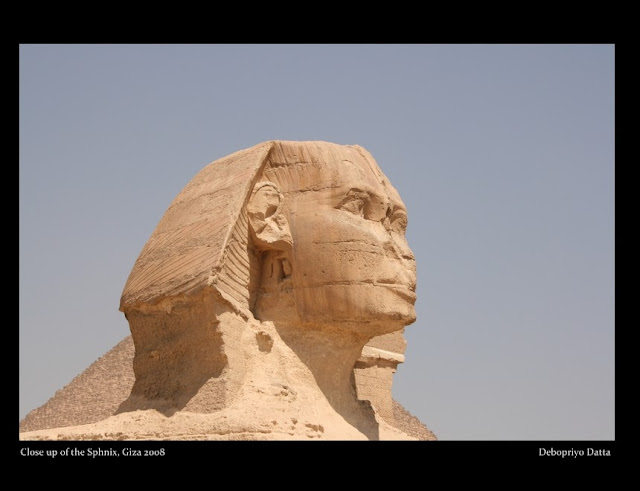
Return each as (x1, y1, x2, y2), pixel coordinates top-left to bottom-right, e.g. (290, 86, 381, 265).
(21, 141, 428, 441)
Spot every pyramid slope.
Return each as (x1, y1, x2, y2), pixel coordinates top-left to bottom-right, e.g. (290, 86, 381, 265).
(19, 337, 135, 433)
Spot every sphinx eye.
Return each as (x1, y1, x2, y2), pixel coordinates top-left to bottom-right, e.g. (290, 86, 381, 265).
(337, 189, 369, 218)
(391, 210, 408, 234)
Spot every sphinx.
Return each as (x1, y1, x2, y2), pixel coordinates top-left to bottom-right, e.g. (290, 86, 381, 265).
(21, 141, 419, 440)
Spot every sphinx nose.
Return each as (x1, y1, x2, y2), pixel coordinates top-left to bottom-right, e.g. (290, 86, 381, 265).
(402, 261, 417, 291)
(382, 232, 415, 262)
(395, 237, 415, 262)
(379, 238, 417, 290)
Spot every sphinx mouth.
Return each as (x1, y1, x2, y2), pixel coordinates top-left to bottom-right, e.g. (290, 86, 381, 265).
(371, 279, 416, 303)
(382, 285, 417, 303)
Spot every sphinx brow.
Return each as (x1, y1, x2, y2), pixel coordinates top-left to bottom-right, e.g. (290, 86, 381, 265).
(342, 185, 385, 203)
(345, 185, 406, 214)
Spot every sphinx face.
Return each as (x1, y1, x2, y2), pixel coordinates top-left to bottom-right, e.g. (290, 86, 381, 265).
(262, 150, 417, 332)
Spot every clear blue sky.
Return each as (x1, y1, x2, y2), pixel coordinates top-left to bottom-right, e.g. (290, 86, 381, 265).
(19, 44, 615, 440)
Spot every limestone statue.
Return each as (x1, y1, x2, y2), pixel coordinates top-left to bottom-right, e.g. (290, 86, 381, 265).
(20, 141, 422, 440)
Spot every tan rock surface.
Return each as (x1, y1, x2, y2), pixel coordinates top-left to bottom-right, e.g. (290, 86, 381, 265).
(20, 141, 435, 441)
(19, 335, 436, 440)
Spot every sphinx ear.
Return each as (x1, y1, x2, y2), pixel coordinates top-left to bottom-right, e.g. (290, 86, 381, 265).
(247, 182, 292, 252)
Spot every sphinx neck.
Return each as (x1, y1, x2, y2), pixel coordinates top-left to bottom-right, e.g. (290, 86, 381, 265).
(275, 323, 380, 438)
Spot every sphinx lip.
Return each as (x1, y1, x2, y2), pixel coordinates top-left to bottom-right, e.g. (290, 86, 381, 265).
(381, 284, 417, 303)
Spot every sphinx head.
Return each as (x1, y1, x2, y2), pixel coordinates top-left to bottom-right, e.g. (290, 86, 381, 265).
(248, 142, 416, 335)
(121, 141, 416, 334)
(118, 141, 416, 413)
